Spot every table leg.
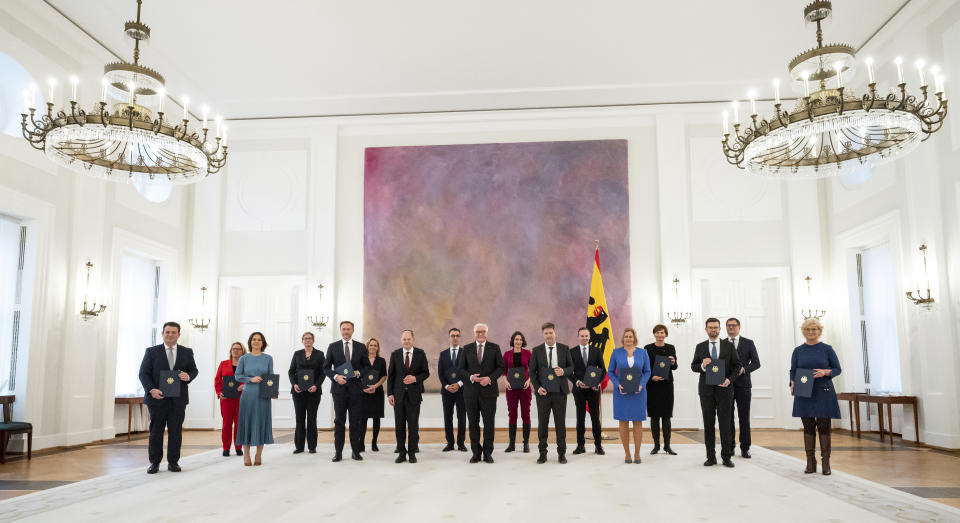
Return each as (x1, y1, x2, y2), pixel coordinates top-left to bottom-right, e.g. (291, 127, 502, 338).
(887, 403, 894, 445)
(854, 399, 862, 438)
(848, 400, 854, 433)
(127, 404, 132, 441)
(877, 402, 885, 441)
(912, 401, 920, 446)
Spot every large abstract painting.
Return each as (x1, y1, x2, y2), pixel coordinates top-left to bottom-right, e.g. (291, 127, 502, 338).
(364, 140, 631, 388)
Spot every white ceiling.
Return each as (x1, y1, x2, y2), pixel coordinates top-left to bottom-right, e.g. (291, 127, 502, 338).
(45, 0, 909, 119)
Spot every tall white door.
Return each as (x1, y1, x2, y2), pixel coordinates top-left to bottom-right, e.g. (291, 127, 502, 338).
(217, 276, 306, 429)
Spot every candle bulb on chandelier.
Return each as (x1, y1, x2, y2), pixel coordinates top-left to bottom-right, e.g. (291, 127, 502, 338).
(201, 105, 208, 129)
(69, 75, 78, 102)
(915, 60, 926, 87)
(222, 125, 228, 147)
(215, 115, 222, 138)
(100, 78, 108, 103)
(722, 111, 729, 135)
(732, 101, 739, 125)
(865, 57, 875, 84)
(773, 78, 781, 105)
(21, 89, 29, 113)
(748, 90, 757, 116)
(834, 62, 843, 88)
(29, 83, 36, 109)
(47, 78, 55, 105)
(895, 56, 904, 84)
(182, 96, 189, 121)
(128, 82, 135, 105)
(157, 88, 165, 113)
(802, 71, 810, 97)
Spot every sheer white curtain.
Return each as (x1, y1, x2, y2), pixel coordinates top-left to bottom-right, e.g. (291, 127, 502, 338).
(0, 217, 20, 393)
(861, 242, 902, 393)
(115, 254, 158, 396)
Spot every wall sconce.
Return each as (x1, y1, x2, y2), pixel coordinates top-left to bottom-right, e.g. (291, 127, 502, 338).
(906, 244, 935, 309)
(666, 277, 692, 326)
(801, 275, 827, 320)
(79, 260, 106, 320)
(188, 286, 211, 331)
(307, 283, 328, 331)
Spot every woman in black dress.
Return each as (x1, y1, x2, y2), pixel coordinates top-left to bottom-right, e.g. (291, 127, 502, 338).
(288, 332, 325, 454)
(360, 338, 387, 452)
(644, 324, 678, 455)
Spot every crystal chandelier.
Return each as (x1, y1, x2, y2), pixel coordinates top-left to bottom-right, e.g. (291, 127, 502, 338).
(666, 277, 692, 326)
(19, 0, 227, 196)
(721, 1, 947, 177)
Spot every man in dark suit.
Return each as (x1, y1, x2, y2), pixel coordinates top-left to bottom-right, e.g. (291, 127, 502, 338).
(457, 323, 504, 463)
(726, 317, 761, 458)
(569, 326, 606, 455)
(690, 317, 742, 468)
(387, 330, 430, 463)
(138, 321, 199, 474)
(529, 322, 574, 464)
(437, 327, 467, 452)
(323, 320, 368, 462)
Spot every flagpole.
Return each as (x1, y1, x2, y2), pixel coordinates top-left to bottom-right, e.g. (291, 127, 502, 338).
(593, 240, 616, 441)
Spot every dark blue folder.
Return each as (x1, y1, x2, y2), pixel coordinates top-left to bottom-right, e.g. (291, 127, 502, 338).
(794, 368, 815, 398)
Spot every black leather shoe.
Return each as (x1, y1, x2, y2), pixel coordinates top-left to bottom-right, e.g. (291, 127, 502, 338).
(395, 453, 407, 463)
(537, 453, 548, 464)
(309, 448, 317, 454)
(595, 445, 605, 455)
(650, 445, 660, 455)
(371, 443, 379, 452)
(293, 449, 304, 454)
(442, 444, 455, 452)
(394, 447, 400, 453)
(741, 450, 751, 459)
(469, 455, 481, 463)
(352, 452, 363, 461)
(408, 454, 418, 464)
(558, 453, 567, 464)
(572, 445, 586, 455)
(722, 459, 735, 468)
(147, 463, 159, 474)
(235, 448, 243, 456)
(664, 447, 677, 455)
(483, 454, 495, 464)
(458, 444, 468, 452)
(332, 453, 343, 462)
(222, 450, 230, 457)
(704, 458, 717, 466)
(167, 463, 181, 472)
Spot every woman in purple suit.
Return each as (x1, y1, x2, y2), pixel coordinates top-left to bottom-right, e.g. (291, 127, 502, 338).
(790, 318, 842, 476)
(607, 328, 651, 464)
(502, 331, 532, 453)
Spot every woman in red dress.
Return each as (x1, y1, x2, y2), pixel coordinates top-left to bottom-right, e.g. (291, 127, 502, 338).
(215, 342, 246, 456)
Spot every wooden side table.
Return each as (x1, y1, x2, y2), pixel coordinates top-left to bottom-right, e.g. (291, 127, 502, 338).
(115, 396, 144, 441)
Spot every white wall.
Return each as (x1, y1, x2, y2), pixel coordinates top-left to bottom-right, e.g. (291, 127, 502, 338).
(2, 0, 959, 449)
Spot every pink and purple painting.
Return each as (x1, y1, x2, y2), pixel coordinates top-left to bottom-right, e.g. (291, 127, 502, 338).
(364, 140, 631, 388)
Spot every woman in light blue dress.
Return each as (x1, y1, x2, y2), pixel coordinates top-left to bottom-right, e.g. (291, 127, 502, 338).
(607, 328, 651, 464)
(235, 331, 274, 466)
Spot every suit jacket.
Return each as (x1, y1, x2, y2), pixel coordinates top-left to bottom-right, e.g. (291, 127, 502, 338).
(214, 359, 243, 399)
(529, 343, 574, 395)
(438, 347, 465, 394)
(323, 340, 368, 395)
(288, 347, 326, 395)
(568, 344, 607, 387)
(731, 337, 760, 388)
(139, 344, 199, 407)
(690, 339, 742, 396)
(456, 341, 504, 398)
(387, 347, 430, 403)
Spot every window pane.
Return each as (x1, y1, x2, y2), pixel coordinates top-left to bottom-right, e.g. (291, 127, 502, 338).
(0, 217, 20, 392)
(115, 254, 159, 396)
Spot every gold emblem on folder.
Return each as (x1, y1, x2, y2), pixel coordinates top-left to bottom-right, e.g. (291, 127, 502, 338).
(547, 374, 555, 381)
(626, 374, 633, 381)
(343, 369, 350, 375)
(712, 365, 719, 373)
(800, 375, 808, 384)
(450, 372, 457, 378)
(303, 374, 310, 381)
(659, 361, 666, 368)
(166, 377, 174, 384)
(266, 379, 274, 387)
(228, 381, 235, 387)
(590, 371, 597, 378)
(514, 371, 520, 378)
(368, 374, 374, 381)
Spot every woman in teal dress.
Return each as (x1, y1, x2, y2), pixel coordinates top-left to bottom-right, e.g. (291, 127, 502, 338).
(607, 327, 651, 464)
(235, 331, 274, 466)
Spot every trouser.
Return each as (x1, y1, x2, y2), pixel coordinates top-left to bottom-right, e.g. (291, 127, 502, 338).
(441, 391, 466, 445)
(506, 388, 532, 425)
(649, 416, 672, 446)
(393, 396, 421, 454)
(148, 401, 185, 465)
(332, 391, 363, 454)
(219, 398, 241, 451)
(730, 385, 752, 452)
(699, 386, 734, 460)
(466, 393, 497, 457)
(292, 392, 321, 451)
(536, 392, 568, 453)
(572, 386, 601, 446)
(361, 417, 380, 445)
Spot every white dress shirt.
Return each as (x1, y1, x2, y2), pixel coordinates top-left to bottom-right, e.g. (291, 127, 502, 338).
(449, 346, 463, 387)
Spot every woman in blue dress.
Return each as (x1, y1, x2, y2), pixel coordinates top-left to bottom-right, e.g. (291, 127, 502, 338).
(607, 327, 651, 464)
(235, 331, 275, 466)
(789, 318, 841, 476)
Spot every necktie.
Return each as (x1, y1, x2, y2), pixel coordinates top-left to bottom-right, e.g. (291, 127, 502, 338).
(451, 348, 457, 363)
(477, 344, 483, 364)
(582, 347, 588, 364)
(548, 346, 554, 367)
(730, 338, 736, 350)
(711, 341, 718, 360)
(166, 348, 174, 369)
(404, 350, 410, 371)
(344, 340, 350, 361)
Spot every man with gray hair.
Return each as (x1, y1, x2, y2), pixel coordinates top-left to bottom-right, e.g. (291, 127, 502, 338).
(458, 323, 504, 463)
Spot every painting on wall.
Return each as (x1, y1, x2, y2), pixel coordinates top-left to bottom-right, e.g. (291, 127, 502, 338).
(364, 140, 631, 389)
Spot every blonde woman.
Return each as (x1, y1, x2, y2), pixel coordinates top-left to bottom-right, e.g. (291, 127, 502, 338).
(606, 328, 651, 463)
(214, 342, 246, 457)
(790, 318, 841, 475)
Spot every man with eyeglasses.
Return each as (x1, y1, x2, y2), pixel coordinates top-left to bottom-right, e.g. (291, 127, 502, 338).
(438, 327, 468, 452)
